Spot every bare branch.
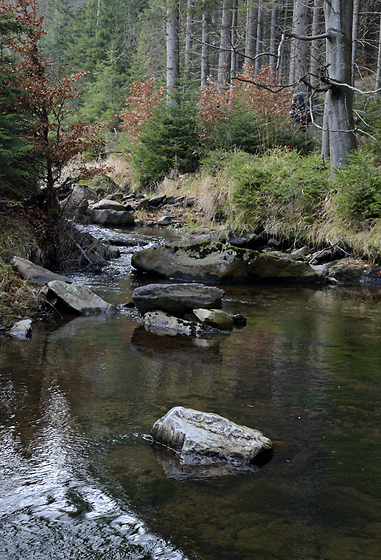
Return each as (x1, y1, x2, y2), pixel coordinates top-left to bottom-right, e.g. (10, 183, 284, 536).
(285, 32, 329, 41)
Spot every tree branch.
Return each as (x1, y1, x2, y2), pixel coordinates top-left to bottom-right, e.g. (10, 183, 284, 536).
(285, 32, 329, 41)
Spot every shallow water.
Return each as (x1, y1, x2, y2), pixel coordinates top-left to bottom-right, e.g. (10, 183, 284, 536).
(1, 226, 380, 559)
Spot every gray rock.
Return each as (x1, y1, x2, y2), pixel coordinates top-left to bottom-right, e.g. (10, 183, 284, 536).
(151, 406, 273, 465)
(327, 259, 381, 283)
(136, 198, 150, 210)
(149, 195, 167, 207)
(131, 241, 323, 284)
(11, 256, 71, 286)
(142, 310, 204, 336)
(48, 280, 115, 315)
(193, 308, 234, 329)
(132, 283, 225, 315)
(60, 185, 95, 210)
(157, 216, 172, 226)
(91, 209, 134, 226)
(9, 319, 32, 339)
(91, 198, 126, 211)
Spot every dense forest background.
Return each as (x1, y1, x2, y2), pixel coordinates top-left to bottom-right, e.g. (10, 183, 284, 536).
(2, 0, 381, 245)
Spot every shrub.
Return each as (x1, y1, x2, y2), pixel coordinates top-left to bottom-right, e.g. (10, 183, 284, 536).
(333, 149, 381, 227)
(131, 97, 200, 186)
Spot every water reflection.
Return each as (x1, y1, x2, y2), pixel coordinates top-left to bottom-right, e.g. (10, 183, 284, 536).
(1, 264, 381, 559)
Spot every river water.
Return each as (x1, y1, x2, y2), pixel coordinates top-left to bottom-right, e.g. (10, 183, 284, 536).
(0, 225, 380, 560)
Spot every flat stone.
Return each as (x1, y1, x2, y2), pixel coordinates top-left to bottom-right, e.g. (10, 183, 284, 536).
(11, 256, 70, 286)
(151, 406, 273, 465)
(48, 280, 115, 315)
(132, 283, 225, 315)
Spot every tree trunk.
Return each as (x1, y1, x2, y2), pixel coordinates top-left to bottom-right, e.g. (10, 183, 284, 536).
(376, 12, 381, 99)
(321, 92, 330, 160)
(310, 0, 323, 90)
(184, 0, 194, 86)
(269, 4, 277, 76)
(324, 0, 357, 166)
(229, 0, 238, 102)
(166, 0, 180, 103)
(254, 0, 263, 74)
(244, 2, 257, 64)
(218, 0, 233, 87)
(201, 3, 210, 88)
(351, 0, 360, 85)
(290, 0, 310, 90)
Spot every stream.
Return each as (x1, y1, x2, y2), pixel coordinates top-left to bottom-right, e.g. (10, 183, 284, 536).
(0, 224, 380, 560)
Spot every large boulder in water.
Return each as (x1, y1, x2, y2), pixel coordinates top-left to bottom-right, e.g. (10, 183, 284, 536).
(131, 241, 323, 284)
(132, 283, 225, 315)
(151, 406, 273, 465)
(48, 280, 115, 315)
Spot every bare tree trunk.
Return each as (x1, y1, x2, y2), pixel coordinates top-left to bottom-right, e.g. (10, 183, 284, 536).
(218, 0, 233, 87)
(321, 92, 330, 160)
(201, 3, 210, 88)
(255, 0, 263, 73)
(269, 4, 278, 76)
(376, 12, 381, 99)
(324, 0, 357, 166)
(245, 1, 257, 63)
(166, 0, 180, 103)
(290, 0, 310, 90)
(229, 0, 238, 102)
(310, 0, 323, 90)
(351, 0, 360, 85)
(184, 0, 194, 86)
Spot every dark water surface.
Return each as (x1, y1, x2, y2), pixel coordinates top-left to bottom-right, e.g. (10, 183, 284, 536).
(0, 226, 380, 559)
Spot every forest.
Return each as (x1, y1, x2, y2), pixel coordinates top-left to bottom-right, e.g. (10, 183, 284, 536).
(2, 1, 381, 266)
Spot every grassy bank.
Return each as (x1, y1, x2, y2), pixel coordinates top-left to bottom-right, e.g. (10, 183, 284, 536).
(149, 148, 381, 261)
(0, 201, 53, 328)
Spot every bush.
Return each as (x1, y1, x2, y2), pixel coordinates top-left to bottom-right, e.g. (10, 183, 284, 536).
(201, 102, 311, 156)
(131, 97, 200, 186)
(333, 149, 381, 227)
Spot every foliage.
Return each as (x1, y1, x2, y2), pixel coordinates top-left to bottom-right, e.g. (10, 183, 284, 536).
(332, 149, 381, 227)
(119, 77, 165, 143)
(79, 46, 126, 125)
(0, 12, 33, 182)
(131, 96, 200, 186)
(198, 65, 310, 154)
(0, 0, 105, 205)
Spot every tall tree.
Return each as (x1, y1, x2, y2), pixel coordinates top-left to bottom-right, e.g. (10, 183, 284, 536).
(166, 0, 180, 101)
(323, 0, 357, 166)
(200, 1, 210, 87)
(218, 0, 233, 87)
(289, 0, 310, 88)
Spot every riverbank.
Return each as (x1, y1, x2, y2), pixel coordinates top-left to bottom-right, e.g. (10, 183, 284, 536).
(2, 148, 381, 329)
